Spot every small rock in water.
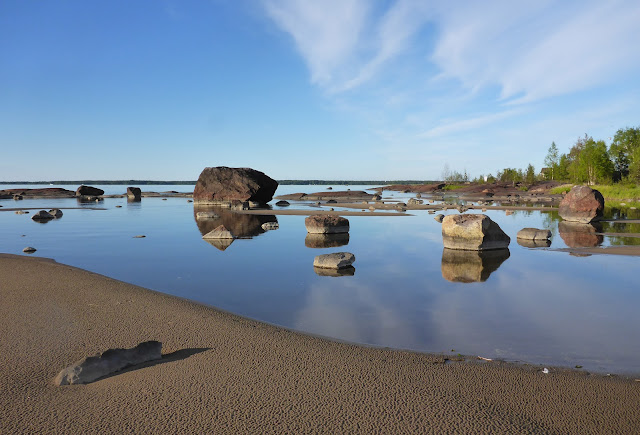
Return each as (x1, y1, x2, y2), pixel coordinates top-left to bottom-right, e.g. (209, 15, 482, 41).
(48, 209, 63, 218)
(187, 199, 193, 203)
(15, 210, 29, 214)
(115, 205, 122, 208)
(313, 252, 356, 269)
(31, 210, 54, 221)
(162, 198, 167, 201)
(23, 247, 37, 253)
(133, 235, 146, 238)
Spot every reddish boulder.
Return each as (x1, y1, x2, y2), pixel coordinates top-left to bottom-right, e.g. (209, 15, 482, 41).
(558, 186, 604, 223)
(193, 167, 278, 205)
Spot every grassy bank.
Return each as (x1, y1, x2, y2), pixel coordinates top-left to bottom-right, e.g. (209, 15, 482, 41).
(550, 183, 640, 199)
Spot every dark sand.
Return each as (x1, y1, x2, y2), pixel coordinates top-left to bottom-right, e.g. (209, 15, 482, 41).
(1, 254, 639, 434)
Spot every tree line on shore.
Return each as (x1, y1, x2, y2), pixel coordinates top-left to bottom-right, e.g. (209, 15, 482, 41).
(443, 126, 640, 186)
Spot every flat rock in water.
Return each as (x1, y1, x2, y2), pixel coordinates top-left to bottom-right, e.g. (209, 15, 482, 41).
(313, 252, 355, 269)
(261, 222, 279, 231)
(558, 185, 604, 223)
(305, 215, 349, 234)
(441, 214, 510, 251)
(48, 209, 63, 218)
(202, 224, 235, 239)
(516, 228, 551, 240)
(22, 247, 37, 253)
(54, 341, 162, 385)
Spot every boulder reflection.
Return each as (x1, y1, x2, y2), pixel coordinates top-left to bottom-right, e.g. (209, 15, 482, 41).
(558, 221, 603, 248)
(517, 238, 551, 248)
(305, 233, 350, 249)
(313, 266, 356, 277)
(441, 248, 510, 283)
(194, 205, 278, 248)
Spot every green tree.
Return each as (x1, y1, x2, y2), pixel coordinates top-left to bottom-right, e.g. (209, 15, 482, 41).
(575, 138, 614, 185)
(525, 164, 536, 184)
(556, 154, 570, 180)
(609, 127, 640, 181)
(544, 142, 559, 180)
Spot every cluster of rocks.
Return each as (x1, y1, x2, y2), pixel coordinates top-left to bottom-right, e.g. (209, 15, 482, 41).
(31, 209, 63, 222)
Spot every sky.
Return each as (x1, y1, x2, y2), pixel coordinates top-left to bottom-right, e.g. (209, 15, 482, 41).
(1, 0, 640, 181)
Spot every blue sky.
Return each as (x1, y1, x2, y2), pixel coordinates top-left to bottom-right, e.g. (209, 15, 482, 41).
(1, 0, 639, 181)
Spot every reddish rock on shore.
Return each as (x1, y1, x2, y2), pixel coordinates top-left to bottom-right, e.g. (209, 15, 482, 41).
(193, 167, 278, 205)
(558, 186, 604, 223)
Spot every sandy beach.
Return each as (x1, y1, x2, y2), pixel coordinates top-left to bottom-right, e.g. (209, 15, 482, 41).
(1, 254, 639, 434)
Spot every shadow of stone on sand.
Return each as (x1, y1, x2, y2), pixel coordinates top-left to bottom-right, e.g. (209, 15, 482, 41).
(441, 248, 510, 283)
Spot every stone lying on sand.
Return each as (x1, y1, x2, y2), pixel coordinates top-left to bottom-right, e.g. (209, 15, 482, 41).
(54, 341, 162, 386)
(76, 185, 104, 197)
(193, 166, 278, 205)
(516, 228, 551, 240)
(313, 252, 355, 269)
(202, 225, 235, 239)
(126, 187, 142, 200)
(305, 215, 349, 234)
(31, 210, 54, 221)
(441, 214, 510, 251)
(558, 185, 604, 223)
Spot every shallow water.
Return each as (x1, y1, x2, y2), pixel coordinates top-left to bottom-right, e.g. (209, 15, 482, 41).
(1, 184, 639, 375)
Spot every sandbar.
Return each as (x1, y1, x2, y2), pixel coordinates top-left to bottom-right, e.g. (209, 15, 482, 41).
(1, 254, 638, 433)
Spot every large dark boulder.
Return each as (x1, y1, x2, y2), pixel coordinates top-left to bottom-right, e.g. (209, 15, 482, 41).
(558, 185, 604, 223)
(76, 185, 104, 197)
(193, 167, 278, 205)
(126, 187, 142, 200)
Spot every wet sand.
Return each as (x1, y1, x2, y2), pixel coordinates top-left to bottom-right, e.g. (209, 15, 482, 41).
(1, 254, 639, 434)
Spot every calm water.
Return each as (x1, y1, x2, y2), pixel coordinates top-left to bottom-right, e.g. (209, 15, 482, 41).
(1, 184, 639, 375)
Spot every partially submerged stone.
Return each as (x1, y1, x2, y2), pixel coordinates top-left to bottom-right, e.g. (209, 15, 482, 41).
(48, 209, 63, 218)
(31, 210, 54, 221)
(305, 215, 349, 234)
(558, 185, 604, 223)
(126, 187, 142, 200)
(313, 252, 355, 269)
(441, 214, 510, 251)
(22, 247, 37, 253)
(196, 211, 220, 220)
(76, 185, 104, 197)
(516, 228, 551, 240)
(54, 341, 162, 385)
(193, 166, 278, 205)
(202, 224, 235, 239)
(275, 200, 290, 207)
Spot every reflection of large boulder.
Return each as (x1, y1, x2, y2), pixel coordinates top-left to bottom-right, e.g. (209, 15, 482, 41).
(193, 206, 277, 238)
(441, 214, 510, 250)
(305, 233, 350, 248)
(441, 248, 510, 283)
(558, 221, 603, 248)
(193, 167, 278, 205)
(558, 186, 604, 223)
(203, 238, 234, 251)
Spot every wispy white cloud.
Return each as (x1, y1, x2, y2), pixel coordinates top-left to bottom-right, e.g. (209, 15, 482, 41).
(418, 109, 524, 139)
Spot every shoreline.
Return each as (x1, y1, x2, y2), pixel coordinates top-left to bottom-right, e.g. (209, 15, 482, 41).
(1, 254, 638, 433)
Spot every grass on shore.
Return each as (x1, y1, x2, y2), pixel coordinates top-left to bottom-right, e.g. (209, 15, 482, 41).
(550, 183, 640, 199)
(443, 184, 465, 191)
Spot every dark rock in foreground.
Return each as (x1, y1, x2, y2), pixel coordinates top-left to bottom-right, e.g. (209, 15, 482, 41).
(558, 185, 604, 223)
(441, 214, 510, 251)
(31, 210, 54, 221)
(441, 248, 510, 283)
(193, 166, 278, 205)
(54, 341, 162, 385)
